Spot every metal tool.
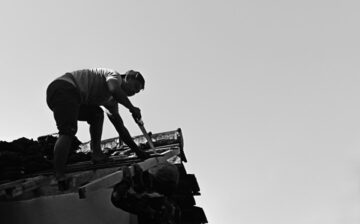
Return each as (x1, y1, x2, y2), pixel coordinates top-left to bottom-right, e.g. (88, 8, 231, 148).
(136, 118, 157, 154)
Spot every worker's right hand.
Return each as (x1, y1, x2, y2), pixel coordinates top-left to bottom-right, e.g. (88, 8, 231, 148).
(130, 106, 142, 122)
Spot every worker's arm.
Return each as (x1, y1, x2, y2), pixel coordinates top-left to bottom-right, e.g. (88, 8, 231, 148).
(104, 105, 149, 159)
(106, 77, 141, 120)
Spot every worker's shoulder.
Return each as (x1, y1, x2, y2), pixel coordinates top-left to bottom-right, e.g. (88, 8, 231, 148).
(90, 68, 120, 76)
(70, 68, 119, 76)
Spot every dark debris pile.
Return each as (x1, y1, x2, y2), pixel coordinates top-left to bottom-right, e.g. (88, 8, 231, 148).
(0, 135, 90, 181)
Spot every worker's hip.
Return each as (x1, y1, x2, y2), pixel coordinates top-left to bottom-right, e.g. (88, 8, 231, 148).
(46, 79, 104, 135)
(46, 78, 81, 109)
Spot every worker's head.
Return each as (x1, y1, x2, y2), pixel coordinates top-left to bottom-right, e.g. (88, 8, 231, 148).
(123, 70, 145, 96)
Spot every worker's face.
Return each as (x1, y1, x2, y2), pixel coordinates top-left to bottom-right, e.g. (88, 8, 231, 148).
(124, 79, 142, 96)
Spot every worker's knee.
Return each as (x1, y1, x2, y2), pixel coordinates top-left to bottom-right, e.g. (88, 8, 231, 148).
(79, 106, 104, 125)
(88, 107, 104, 125)
(58, 124, 78, 136)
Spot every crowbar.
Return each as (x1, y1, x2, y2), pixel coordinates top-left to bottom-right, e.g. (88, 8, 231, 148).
(136, 118, 157, 155)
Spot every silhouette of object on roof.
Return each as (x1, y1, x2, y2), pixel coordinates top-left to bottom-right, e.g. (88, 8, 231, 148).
(0, 129, 207, 224)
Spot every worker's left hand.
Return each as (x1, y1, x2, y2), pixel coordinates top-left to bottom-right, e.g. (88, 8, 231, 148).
(130, 106, 142, 121)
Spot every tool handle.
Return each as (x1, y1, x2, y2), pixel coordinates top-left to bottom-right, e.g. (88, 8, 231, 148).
(135, 118, 157, 154)
(135, 118, 144, 126)
(139, 125, 155, 149)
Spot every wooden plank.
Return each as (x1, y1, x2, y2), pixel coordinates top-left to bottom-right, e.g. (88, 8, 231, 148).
(0, 145, 181, 183)
(0, 176, 49, 198)
(0, 179, 26, 191)
(78, 149, 180, 199)
(66, 145, 180, 172)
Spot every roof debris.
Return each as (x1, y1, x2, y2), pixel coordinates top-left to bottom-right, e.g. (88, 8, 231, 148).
(0, 129, 207, 224)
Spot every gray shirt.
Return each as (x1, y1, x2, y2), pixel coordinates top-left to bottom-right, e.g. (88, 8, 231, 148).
(57, 68, 122, 110)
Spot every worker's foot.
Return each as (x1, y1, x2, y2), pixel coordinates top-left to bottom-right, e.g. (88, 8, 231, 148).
(91, 153, 112, 164)
(55, 176, 72, 191)
(135, 150, 151, 160)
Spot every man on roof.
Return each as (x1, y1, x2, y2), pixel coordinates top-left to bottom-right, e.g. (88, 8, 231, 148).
(46, 68, 150, 186)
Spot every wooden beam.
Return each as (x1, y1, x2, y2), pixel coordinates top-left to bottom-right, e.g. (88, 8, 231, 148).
(78, 149, 180, 199)
(0, 176, 49, 198)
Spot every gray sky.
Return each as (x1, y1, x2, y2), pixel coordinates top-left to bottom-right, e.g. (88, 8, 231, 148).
(1, 0, 360, 223)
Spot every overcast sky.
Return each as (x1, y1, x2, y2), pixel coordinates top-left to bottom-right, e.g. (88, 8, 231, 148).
(1, 0, 360, 223)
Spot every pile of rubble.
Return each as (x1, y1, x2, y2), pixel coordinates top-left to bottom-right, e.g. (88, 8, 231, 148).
(0, 135, 88, 181)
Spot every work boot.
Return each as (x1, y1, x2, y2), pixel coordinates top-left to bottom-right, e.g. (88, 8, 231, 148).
(55, 176, 72, 191)
(91, 153, 112, 164)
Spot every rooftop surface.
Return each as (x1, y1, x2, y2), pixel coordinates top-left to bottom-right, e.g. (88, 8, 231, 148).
(0, 129, 207, 224)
